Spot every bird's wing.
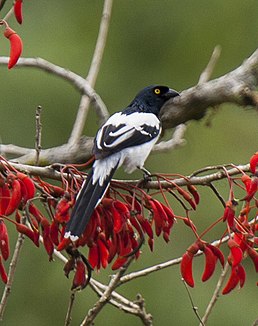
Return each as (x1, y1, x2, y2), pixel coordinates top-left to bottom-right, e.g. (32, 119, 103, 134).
(93, 112, 161, 159)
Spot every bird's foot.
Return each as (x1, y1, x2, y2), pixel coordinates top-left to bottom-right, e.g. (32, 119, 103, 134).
(139, 166, 152, 182)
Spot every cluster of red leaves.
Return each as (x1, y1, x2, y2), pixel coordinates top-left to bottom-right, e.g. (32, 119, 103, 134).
(0, 1, 23, 69)
(0, 152, 257, 292)
(181, 152, 258, 294)
(0, 168, 36, 282)
(0, 160, 187, 289)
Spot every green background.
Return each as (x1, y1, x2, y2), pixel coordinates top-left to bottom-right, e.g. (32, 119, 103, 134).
(0, 1, 258, 325)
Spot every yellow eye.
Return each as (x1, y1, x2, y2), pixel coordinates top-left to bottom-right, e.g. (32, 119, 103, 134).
(154, 88, 161, 95)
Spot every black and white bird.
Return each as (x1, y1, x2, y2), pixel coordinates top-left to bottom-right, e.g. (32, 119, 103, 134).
(65, 85, 179, 241)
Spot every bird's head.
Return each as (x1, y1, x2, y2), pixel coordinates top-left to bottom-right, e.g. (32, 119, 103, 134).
(130, 85, 180, 116)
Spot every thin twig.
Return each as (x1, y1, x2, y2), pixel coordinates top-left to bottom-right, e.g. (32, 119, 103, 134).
(200, 263, 230, 326)
(152, 124, 187, 153)
(153, 46, 222, 156)
(0, 227, 25, 320)
(209, 182, 226, 207)
(120, 235, 230, 284)
(68, 0, 113, 145)
(182, 279, 205, 326)
(1, 4, 13, 21)
(198, 45, 222, 84)
(41, 243, 144, 322)
(64, 291, 76, 326)
(80, 256, 134, 326)
(35, 106, 43, 166)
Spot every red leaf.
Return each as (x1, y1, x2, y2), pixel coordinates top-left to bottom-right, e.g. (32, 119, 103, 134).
(202, 246, 217, 282)
(4, 26, 23, 69)
(88, 244, 99, 269)
(16, 223, 35, 243)
(16, 172, 36, 203)
(54, 197, 71, 223)
(97, 238, 109, 269)
(228, 239, 243, 267)
(0, 183, 10, 215)
(111, 256, 128, 270)
(111, 205, 124, 233)
(237, 264, 246, 288)
(50, 220, 60, 246)
(57, 237, 71, 251)
(187, 184, 200, 205)
(0, 255, 7, 284)
(0, 219, 9, 260)
(181, 252, 195, 287)
(5, 179, 22, 215)
(14, 0, 23, 24)
(250, 152, 258, 174)
(243, 176, 258, 201)
(177, 187, 196, 210)
(29, 203, 44, 223)
(130, 215, 144, 237)
(248, 248, 258, 272)
(72, 260, 87, 290)
(222, 266, 239, 295)
(223, 201, 236, 228)
(142, 219, 153, 239)
(148, 199, 167, 236)
(207, 244, 225, 267)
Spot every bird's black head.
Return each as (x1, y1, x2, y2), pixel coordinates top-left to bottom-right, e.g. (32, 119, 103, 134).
(128, 85, 180, 116)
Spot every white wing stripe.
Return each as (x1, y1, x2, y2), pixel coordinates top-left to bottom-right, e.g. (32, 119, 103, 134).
(109, 125, 133, 137)
(103, 129, 135, 148)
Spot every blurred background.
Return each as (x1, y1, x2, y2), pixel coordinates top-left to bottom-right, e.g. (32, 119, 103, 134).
(0, 1, 258, 325)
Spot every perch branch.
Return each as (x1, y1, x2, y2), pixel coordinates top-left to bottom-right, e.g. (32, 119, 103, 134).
(0, 160, 250, 188)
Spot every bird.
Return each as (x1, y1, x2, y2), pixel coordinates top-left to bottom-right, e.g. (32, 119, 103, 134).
(65, 85, 180, 241)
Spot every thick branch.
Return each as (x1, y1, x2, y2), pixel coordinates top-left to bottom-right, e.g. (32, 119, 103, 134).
(3, 137, 94, 165)
(160, 48, 258, 129)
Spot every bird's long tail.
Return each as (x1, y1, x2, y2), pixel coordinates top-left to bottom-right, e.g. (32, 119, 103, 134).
(65, 166, 117, 240)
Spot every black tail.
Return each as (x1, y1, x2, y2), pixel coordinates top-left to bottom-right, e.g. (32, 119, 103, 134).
(65, 167, 116, 240)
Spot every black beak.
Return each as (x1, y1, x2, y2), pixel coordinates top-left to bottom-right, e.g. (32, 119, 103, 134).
(166, 88, 180, 99)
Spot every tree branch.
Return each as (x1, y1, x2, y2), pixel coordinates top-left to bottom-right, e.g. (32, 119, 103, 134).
(200, 262, 230, 326)
(68, 0, 113, 145)
(0, 229, 25, 320)
(160, 48, 258, 129)
(0, 160, 250, 188)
